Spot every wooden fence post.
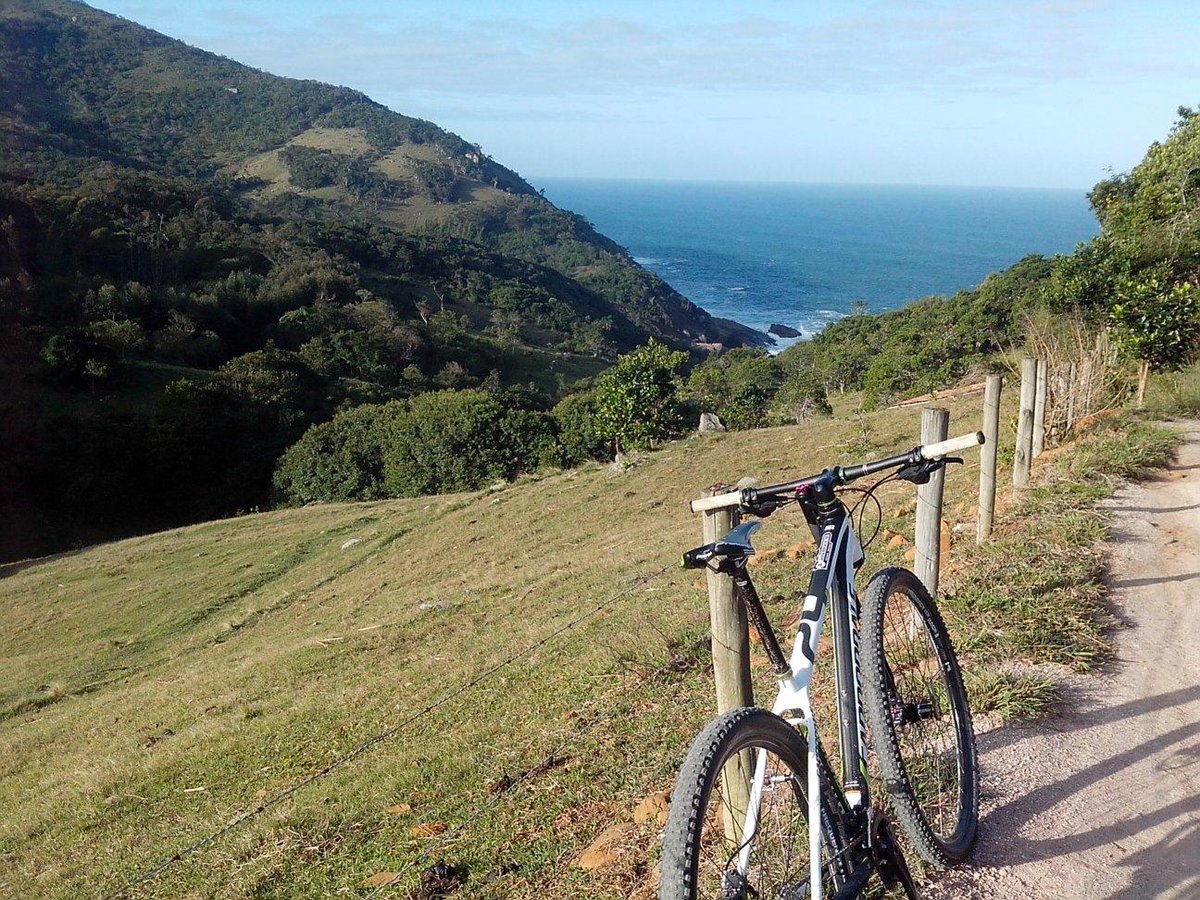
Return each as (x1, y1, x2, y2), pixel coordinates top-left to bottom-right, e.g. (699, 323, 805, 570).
(1080, 357, 1094, 424)
(1065, 361, 1077, 431)
(1032, 358, 1048, 457)
(700, 486, 752, 843)
(915, 407, 949, 596)
(977, 375, 1002, 546)
(1014, 357, 1037, 487)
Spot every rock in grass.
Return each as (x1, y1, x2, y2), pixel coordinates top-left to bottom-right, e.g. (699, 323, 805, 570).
(362, 871, 399, 887)
(633, 791, 671, 825)
(409, 821, 448, 838)
(576, 823, 635, 870)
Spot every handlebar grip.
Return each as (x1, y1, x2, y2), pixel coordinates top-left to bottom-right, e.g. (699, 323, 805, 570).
(919, 431, 984, 460)
(689, 489, 744, 514)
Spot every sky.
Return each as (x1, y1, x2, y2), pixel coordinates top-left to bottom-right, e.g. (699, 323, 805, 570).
(90, 0, 1200, 190)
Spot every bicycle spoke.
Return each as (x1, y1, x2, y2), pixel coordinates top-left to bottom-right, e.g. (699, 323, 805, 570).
(879, 588, 963, 841)
(695, 751, 825, 896)
(661, 709, 849, 899)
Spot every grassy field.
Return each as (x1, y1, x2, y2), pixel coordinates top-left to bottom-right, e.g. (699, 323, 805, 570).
(0, 385, 1182, 898)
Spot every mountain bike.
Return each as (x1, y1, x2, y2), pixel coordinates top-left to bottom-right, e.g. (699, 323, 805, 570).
(660, 432, 983, 900)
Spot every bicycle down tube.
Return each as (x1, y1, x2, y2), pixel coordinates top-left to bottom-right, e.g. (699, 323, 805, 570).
(735, 488, 868, 900)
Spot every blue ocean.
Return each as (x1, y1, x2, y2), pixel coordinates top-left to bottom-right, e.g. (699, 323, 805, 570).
(535, 179, 1099, 344)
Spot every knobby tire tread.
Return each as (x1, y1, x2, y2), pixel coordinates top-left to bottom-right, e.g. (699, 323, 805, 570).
(860, 566, 979, 866)
(659, 707, 847, 900)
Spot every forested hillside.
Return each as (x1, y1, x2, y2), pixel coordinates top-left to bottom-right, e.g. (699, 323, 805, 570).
(3, 0, 1196, 563)
(0, 0, 761, 560)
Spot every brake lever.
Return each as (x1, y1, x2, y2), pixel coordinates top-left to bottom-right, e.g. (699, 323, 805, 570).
(896, 456, 963, 485)
(743, 497, 785, 518)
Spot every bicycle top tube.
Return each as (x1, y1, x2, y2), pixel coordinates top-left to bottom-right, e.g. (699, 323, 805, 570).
(690, 430, 983, 514)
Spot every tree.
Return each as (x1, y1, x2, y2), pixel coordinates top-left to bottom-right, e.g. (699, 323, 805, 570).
(1069, 107, 1200, 401)
(593, 339, 688, 453)
(1109, 270, 1200, 404)
(773, 366, 832, 423)
(381, 389, 536, 496)
(40, 329, 114, 386)
(218, 345, 325, 422)
(1094, 105, 1200, 264)
(686, 347, 784, 430)
(489, 308, 521, 347)
(273, 403, 393, 504)
(1110, 270, 1199, 370)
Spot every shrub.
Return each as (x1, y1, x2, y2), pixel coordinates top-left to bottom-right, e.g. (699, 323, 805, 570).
(499, 408, 563, 471)
(593, 340, 688, 452)
(687, 347, 785, 429)
(273, 403, 394, 504)
(380, 390, 541, 497)
(551, 391, 607, 464)
(275, 389, 563, 504)
(41, 329, 114, 384)
(773, 367, 832, 422)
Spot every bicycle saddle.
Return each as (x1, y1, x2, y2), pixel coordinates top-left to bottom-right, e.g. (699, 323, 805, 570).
(681, 521, 761, 569)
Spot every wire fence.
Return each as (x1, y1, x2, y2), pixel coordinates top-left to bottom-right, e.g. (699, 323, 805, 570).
(103, 400, 1010, 897)
(361, 616, 696, 898)
(110, 562, 679, 898)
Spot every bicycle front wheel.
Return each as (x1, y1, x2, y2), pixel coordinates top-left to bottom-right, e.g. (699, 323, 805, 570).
(861, 567, 979, 865)
(660, 707, 848, 900)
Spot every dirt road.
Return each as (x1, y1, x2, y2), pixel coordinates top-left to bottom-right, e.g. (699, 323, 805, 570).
(929, 421, 1200, 899)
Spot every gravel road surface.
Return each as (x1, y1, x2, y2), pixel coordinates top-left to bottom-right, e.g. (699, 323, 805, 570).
(928, 421, 1200, 899)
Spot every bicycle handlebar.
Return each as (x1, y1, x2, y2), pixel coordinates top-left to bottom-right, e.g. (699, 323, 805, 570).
(918, 430, 985, 460)
(689, 430, 984, 514)
(690, 487, 750, 514)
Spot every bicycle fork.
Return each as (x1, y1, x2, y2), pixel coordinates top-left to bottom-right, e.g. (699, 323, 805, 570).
(732, 712, 824, 900)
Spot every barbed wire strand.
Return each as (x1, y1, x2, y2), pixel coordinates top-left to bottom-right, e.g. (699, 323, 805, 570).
(364, 613, 701, 897)
(110, 562, 677, 899)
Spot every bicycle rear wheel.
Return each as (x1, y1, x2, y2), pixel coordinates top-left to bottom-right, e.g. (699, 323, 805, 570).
(660, 707, 848, 900)
(861, 567, 979, 865)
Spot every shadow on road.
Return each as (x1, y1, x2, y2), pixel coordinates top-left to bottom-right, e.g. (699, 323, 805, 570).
(973, 684, 1200, 897)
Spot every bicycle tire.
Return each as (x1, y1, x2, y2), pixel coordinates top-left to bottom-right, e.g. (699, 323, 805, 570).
(860, 567, 979, 865)
(659, 707, 849, 900)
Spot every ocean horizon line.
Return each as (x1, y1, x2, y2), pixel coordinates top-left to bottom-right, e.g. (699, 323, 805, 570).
(531, 175, 1093, 195)
(535, 177, 1099, 350)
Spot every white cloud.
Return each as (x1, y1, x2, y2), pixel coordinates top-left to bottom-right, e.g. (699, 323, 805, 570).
(163, 0, 1197, 100)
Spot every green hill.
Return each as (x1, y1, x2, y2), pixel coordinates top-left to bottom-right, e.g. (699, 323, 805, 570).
(0, 0, 760, 351)
(0, 0, 765, 561)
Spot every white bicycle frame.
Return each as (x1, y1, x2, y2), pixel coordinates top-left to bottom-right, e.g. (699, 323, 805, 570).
(688, 430, 982, 899)
(733, 515, 866, 900)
